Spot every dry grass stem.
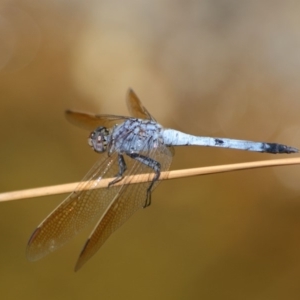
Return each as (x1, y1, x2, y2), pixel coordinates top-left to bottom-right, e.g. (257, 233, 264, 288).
(0, 157, 299, 203)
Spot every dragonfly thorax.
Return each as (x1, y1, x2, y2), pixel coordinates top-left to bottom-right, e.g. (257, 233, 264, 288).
(88, 126, 110, 153)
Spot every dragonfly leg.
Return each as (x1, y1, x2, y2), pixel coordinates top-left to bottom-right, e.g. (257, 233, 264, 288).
(108, 154, 127, 188)
(127, 153, 161, 208)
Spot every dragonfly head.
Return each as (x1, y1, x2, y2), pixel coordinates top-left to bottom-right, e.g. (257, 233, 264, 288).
(88, 127, 109, 153)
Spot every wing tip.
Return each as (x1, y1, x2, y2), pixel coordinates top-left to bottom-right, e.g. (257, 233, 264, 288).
(26, 227, 42, 262)
(74, 238, 91, 272)
(27, 227, 41, 246)
(127, 88, 136, 99)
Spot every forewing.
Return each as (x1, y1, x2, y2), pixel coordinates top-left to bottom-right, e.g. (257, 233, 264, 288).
(65, 110, 129, 131)
(126, 89, 156, 121)
(74, 145, 173, 271)
(26, 152, 125, 261)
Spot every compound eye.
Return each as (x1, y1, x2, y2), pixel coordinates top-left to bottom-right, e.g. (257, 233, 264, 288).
(88, 132, 94, 147)
(88, 127, 109, 153)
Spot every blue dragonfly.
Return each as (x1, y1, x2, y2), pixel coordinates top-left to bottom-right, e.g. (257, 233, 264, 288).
(27, 89, 298, 271)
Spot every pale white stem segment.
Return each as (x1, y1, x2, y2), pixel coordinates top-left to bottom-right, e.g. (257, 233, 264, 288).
(0, 157, 300, 202)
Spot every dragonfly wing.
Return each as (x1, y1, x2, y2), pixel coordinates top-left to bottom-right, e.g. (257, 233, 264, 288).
(126, 89, 156, 121)
(65, 110, 129, 131)
(26, 152, 127, 261)
(74, 144, 173, 271)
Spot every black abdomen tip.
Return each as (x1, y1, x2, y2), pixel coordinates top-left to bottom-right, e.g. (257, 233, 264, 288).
(266, 143, 299, 154)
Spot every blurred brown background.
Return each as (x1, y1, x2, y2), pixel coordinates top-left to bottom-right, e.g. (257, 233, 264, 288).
(1, 1, 300, 299)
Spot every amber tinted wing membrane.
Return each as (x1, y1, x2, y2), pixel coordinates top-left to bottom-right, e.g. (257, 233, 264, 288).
(65, 111, 129, 131)
(126, 89, 176, 155)
(126, 89, 156, 121)
(74, 144, 173, 271)
(27, 152, 125, 261)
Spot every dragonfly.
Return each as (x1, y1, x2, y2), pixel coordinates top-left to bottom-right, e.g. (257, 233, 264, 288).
(27, 89, 299, 271)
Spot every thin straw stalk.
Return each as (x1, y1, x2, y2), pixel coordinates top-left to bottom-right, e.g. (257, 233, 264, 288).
(0, 157, 299, 203)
